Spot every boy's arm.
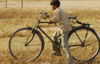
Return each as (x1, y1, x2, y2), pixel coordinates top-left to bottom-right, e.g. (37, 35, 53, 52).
(50, 10, 61, 23)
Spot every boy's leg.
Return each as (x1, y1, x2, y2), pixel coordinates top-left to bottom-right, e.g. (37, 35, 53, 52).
(61, 31, 73, 61)
(52, 29, 61, 52)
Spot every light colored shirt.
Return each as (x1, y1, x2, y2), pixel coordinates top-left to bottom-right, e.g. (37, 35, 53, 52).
(50, 7, 71, 33)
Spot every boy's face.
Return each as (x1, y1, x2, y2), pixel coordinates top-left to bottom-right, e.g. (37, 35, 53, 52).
(51, 5, 57, 10)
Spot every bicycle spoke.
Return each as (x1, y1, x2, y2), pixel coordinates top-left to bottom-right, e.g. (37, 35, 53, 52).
(68, 27, 100, 61)
(84, 33, 98, 47)
(86, 40, 98, 47)
(85, 34, 93, 42)
(9, 28, 44, 61)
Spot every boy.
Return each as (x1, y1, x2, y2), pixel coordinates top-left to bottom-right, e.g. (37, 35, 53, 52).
(45, 0, 76, 63)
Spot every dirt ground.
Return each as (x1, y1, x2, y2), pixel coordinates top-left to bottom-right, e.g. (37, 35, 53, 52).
(0, 1, 100, 64)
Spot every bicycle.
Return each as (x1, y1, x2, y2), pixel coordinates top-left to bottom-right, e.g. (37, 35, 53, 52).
(9, 11, 100, 62)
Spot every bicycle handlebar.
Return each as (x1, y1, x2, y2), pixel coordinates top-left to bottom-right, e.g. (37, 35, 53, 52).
(39, 11, 47, 15)
(39, 11, 90, 26)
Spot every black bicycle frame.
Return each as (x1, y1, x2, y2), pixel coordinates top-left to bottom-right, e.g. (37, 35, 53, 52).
(38, 21, 58, 47)
(35, 18, 90, 47)
(38, 21, 82, 48)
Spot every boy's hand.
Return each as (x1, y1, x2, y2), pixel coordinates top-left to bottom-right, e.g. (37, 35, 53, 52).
(48, 21, 53, 24)
(45, 14, 50, 18)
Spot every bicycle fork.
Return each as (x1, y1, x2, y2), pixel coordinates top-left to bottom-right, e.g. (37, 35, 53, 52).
(25, 29, 36, 46)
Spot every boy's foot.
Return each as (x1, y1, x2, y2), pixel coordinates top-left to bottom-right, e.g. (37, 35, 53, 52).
(51, 51, 62, 56)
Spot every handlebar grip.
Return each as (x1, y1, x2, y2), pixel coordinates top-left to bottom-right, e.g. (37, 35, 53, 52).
(44, 12, 47, 15)
(39, 11, 47, 15)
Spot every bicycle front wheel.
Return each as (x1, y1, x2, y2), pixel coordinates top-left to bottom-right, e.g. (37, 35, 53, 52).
(9, 27, 44, 61)
(68, 27, 100, 61)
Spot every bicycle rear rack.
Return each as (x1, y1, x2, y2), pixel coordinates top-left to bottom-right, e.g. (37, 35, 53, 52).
(69, 17, 90, 28)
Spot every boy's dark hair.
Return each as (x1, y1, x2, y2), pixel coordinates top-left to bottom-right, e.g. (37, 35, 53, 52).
(50, 0, 60, 7)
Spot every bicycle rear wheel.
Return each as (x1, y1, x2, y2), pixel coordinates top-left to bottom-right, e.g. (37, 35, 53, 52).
(9, 27, 44, 61)
(68, 27, 100, 61)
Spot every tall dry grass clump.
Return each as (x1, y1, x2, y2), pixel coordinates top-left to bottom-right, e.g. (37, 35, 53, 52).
(0, 8, 38, 19)
(0, 8, 100, 20)
(0, 8, 100, 37)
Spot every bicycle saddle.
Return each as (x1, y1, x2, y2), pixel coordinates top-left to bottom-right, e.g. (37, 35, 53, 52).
(68, 17, 77, 19)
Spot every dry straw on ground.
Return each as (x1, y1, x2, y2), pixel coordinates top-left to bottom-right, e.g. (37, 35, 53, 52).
(0, 1, 100, 64)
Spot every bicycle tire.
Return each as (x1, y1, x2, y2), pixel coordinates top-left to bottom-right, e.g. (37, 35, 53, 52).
(9, 27, 44, 61)
(68, 26, 100, 61)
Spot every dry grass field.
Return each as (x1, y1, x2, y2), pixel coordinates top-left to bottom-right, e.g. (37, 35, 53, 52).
(0, 1, 100, 64)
